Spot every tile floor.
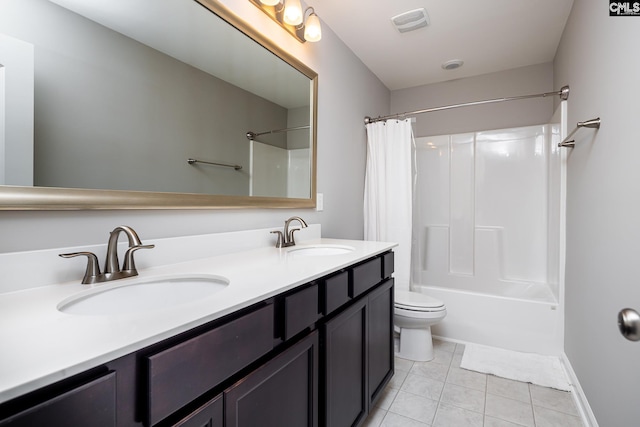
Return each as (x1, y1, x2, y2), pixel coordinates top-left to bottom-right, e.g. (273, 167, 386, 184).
(363, 340, 585, 427)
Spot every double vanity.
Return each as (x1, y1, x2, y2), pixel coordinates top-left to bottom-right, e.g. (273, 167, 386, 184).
(0, 225, 395, 427)
(1, 0, 390, 424)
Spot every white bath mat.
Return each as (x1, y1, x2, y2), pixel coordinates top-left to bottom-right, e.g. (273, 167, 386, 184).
(460, 344, 572, 391)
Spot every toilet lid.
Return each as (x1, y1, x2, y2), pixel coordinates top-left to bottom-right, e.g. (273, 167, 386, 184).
(395, 290, 445, 310)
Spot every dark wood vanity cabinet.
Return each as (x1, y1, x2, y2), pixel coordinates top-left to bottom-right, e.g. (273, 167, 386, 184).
(321, 253, 395, 427)
(0, 251, 394, 427)
(322, 278, 394, 427)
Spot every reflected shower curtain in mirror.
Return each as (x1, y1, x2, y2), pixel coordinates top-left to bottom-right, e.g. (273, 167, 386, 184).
(364, 119, 414, 291)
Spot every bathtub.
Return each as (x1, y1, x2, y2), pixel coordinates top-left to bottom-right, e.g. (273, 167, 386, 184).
(419, 283, 563, 356)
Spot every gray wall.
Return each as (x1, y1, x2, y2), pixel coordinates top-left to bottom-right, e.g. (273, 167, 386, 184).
(554, 0, 640, 424)
(287, 106, 310, 150)
(391, 62, 554, 137)
(0, 0, 390, 253)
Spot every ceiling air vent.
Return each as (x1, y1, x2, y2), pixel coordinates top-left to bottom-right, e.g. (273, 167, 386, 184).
(391, 8, 430, 33)
(442, 59, 464, 70)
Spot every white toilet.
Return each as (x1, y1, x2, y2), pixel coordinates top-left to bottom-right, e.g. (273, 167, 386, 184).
(394, 290, 447, 362)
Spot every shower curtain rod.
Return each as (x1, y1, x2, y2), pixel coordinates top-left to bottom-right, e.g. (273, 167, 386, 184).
(246, 125, 310, 140)
(364, 85, 570, 125)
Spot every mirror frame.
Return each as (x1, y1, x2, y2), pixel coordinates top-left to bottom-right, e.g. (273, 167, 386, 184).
(0, 0, 317, 210)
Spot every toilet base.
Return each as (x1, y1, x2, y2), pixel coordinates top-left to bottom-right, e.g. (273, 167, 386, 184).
(396, 326, 434, 362)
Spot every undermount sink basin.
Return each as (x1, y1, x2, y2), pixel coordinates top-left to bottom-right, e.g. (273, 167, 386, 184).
(58, 275, 229, 316)
(287, 245, 355, 257)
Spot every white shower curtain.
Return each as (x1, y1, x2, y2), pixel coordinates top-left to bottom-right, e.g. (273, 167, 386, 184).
(364, 119, 414, 291)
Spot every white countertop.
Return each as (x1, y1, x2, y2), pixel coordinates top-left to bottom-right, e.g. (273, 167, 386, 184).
(0, 237, 395, 404)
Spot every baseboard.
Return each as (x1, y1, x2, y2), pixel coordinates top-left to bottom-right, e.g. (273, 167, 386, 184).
(432, 334, 470, 346)
(561, 352, 599, 427)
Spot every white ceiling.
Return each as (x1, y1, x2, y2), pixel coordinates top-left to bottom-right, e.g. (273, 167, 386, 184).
(315, 0, 574, 90)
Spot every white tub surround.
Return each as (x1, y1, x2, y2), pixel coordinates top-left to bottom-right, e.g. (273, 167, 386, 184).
(413, 118, 566, 355)
(0, 226, 396, 404)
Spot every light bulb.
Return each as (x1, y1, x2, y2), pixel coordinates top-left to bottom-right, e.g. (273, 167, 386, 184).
(304, 13, 322, 42)
(259, 0, 280, 6)
(283, 0, 303, 25)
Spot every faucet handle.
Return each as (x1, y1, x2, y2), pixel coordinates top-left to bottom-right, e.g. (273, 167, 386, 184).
(270, 230, 284, 248)
(122, 244, 155, 273)
(59, 251, 101, 285)
(288, 228, 301, 246)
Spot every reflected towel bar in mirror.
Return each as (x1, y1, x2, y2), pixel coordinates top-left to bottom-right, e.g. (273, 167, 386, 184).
(187, 158, 243, 171)
(246, 125, 310, 140)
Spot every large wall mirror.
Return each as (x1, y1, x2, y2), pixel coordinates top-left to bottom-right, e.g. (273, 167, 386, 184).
(0, 0, 317, 209)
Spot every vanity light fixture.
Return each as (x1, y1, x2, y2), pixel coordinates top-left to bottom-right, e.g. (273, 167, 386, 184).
(251, 0, 322, 43)
(283, 0, 303, 25)
(302, 8, 322, 42)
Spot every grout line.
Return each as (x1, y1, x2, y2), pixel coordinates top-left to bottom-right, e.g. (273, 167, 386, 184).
(483, 374, 489, 426)
(529, 383, 537, 427)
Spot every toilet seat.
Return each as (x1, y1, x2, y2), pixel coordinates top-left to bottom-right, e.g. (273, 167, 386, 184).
(395, 290, 445, 312)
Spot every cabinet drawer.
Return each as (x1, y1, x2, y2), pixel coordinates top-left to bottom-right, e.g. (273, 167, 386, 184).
(146, 304, 275, 426)
(382, 251, 394, 279)
(284, 284, 319, 340)
(323, 271, 350, 315)
(0, 372, 116, 427)
(350, 257, 382, 298)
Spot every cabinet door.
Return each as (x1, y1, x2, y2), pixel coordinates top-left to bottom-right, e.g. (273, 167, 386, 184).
(367, 278, 394, 407)
(225, 331, 318, 427)
(323, 298, 367, 427)
(172, 394, 222, 427)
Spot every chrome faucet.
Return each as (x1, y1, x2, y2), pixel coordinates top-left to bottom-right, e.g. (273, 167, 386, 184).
(271, 216, 308, 248)
(60, 225, 154, 284)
